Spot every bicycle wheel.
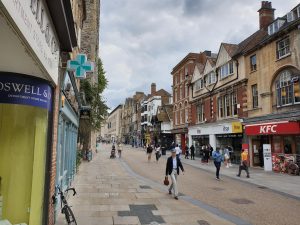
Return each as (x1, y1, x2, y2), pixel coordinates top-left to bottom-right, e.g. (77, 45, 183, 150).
(62, 205, 77, 225)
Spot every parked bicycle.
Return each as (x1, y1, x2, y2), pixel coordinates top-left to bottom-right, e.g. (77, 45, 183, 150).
(53, 185, 77, 225)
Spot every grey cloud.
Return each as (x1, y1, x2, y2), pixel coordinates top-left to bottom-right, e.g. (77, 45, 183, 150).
(100, 0, 299, 109)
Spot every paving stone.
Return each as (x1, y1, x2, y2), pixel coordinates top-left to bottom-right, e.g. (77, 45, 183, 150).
(113, 216, 140, 225)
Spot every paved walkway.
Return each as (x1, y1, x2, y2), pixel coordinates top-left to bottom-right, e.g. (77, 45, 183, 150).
(56, 145, 244, 225)
(128, 145, 300, 199)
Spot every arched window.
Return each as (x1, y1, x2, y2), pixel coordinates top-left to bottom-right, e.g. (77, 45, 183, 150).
(276, 70, 300, 106)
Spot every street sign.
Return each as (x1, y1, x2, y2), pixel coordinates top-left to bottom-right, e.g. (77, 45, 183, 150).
(67, 54, 94, 79)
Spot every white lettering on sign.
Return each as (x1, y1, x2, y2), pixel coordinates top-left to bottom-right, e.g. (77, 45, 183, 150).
(223, 126, 230, 132)
(259, 125, 277, 134)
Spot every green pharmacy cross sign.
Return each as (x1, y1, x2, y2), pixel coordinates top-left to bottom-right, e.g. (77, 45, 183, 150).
(67, 54, 94, 79)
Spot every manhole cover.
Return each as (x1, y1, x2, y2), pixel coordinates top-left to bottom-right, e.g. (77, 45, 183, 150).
(230, 198, 254, 204)
(198, 220, 210, 225)
(211, 187, 224, 191)
(140, 185, 152, 189)
(257, 186, 268, 189)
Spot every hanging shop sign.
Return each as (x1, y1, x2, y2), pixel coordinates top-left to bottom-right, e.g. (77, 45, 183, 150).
(67, 54, 94, 79)
(245, 121, 300, 135)
(1, 0, 60, 83)
(0, 72, 52, 110)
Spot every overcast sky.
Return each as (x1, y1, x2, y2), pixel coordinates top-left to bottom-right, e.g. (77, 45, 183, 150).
(100, 0, 299, 110)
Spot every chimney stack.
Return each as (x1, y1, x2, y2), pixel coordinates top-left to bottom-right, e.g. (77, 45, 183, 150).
(258, 1, 275, 30)
(151, 83, 156, 96)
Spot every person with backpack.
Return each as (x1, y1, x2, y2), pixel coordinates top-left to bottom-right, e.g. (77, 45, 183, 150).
(212, 148, 223, 180)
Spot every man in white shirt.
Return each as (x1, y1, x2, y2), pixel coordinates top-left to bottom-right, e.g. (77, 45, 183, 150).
(175, 144, 182, 158)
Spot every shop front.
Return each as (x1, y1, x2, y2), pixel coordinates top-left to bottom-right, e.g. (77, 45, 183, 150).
(0, 0, 61, 223)
(245, 121, 300, 172)
(172, 127, 188, 153)
(188, 121, 243, 163)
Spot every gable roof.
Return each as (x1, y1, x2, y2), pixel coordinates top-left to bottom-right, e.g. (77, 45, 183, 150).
(154, 89, 171, 97)
(171, 53, 200, 74)
(222, 43, 239, 57)
(157, 104, 173, 122)
(233, 29, 268, 57)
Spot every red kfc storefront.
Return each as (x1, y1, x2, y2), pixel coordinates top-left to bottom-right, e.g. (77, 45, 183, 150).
(245, 121, 300, 172)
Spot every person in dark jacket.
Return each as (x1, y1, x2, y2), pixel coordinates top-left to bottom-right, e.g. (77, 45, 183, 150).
(212, 148, 223, 180)
(190, 145, 195, 160)
(165, 149, 185, 200)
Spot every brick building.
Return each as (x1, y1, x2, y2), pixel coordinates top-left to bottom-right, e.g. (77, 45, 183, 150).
(171, 52, 209, 152)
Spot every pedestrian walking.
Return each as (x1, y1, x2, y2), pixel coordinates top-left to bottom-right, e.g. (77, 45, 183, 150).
(212, 148, 223, 180)
(147, 144, 153, 162)
(155, 145, 161, 163)
(175, 144, 182, 159)
(165, 149, 185, 200)
(185, 145, 189, 159)
(237, 149, 250, 178)
(190, 144, 195, 160)
(117, 142, 123, 158)
(223, 147, 230, 168)
(203, 145, 210, 163)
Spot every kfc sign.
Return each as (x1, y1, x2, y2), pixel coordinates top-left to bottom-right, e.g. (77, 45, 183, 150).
(259, 125, 277, 134)
(245, 122, 300, 135)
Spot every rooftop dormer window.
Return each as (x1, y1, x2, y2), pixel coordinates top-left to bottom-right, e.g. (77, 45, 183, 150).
(268, 19, 285, 35)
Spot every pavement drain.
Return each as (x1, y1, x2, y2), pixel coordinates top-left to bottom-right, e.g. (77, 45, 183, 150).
(230, 198, 254, 204)
(140, 185, 152, 189)
(118, 204, 165, 225)
(198, 220, 210, 225)
(178, 192, 185, 196)
(211, 187, 224, 191)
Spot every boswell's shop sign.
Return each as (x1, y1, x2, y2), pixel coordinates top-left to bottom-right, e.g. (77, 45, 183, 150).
(245, 121, 300, 135)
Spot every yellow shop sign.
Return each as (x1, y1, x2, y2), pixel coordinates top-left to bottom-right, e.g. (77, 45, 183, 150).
(232, 122, 242, 133)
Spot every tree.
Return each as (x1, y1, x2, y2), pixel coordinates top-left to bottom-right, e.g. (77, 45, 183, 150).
(79, 57, 109, 151)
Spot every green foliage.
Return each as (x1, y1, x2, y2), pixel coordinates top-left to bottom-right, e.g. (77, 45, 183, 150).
(80, 57, 109, 130)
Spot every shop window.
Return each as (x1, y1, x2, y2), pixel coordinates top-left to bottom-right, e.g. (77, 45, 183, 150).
(197, 104, 204, 123)
(276, 70, 300, 106)
(252, 84, 258, 108)
(250, 55, 257, 71)
(296, 136, 300, 155)
(283, 136, 293, 154)
(273, 136, 282, 153)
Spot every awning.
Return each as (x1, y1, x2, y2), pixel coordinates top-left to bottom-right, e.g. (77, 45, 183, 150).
(245, 121, 300, 135)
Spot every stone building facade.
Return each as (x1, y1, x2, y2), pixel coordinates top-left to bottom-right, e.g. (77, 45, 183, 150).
(79, 0, 101, 152)
(240, 2, 300, 168)
(106, 105, 123, 143)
